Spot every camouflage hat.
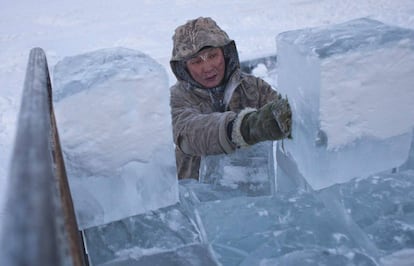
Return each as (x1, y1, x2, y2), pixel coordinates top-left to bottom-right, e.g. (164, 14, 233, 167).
(171, 17, 232, 61)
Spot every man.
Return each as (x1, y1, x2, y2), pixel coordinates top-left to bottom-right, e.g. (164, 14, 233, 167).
(170, 17, 291, 180)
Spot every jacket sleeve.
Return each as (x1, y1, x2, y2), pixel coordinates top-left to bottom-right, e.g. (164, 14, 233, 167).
(170, 85, 237, 156)
(255, 76, 281, 107)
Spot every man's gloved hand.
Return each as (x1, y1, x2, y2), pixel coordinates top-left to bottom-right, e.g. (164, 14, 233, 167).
(271, 96, 292, 139)
(232, 96, 292, 147)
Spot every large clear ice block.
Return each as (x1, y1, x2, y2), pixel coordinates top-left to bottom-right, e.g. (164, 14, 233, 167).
(276, 18, 414, 189)
(53, 48, 178, 229)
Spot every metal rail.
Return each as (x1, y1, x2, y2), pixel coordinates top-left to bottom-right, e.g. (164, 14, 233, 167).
(0, 48, 85, 265)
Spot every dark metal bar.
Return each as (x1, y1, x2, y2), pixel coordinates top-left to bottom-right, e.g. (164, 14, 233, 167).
(0, 48, 85, 266)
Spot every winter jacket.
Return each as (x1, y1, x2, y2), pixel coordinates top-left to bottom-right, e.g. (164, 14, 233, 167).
(169, 17, 281, 179)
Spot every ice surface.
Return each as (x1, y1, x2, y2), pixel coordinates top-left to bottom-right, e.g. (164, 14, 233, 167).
(100, 244, 219, 266)
(53, 47, 178, 229)
(336, 170, 414, 254)
(83, 203, 204, 265)
(84, 169, 414, 265)
(196, 193, 377, 266)
(276, 18, 414, 189)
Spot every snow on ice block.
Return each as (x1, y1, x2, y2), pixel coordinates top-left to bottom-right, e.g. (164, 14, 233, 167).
(276, 18, 414, 190)
(53, 47, 178, 229)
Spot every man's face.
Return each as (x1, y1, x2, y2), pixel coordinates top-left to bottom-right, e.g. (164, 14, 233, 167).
(186, 47, 226, 88)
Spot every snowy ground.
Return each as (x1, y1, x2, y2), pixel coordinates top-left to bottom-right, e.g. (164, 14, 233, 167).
(2, 0, 414, 197)
(1, 1, 414, 264)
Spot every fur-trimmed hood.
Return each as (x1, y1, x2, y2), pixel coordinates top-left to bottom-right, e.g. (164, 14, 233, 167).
(170, 17, 240, 88)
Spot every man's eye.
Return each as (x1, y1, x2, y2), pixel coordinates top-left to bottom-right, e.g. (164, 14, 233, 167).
(189, 58, 202, 65)
(208, 52, 217, 59)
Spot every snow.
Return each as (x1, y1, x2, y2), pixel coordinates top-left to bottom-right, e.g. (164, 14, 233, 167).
(1, 0, 414, 265)
(2, 0, 414, 206)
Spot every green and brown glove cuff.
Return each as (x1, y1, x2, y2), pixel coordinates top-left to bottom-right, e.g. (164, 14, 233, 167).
(231, 107, 257, 148)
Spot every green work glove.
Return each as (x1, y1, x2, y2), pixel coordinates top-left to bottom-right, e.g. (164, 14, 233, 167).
(272, 97, 292, 139)
(232, 97, 292, 146)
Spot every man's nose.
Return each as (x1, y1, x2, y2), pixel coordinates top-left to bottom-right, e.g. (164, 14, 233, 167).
(201, 60, 215, 73)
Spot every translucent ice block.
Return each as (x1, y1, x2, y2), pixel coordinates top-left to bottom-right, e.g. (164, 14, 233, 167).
(276, 18, 414, 189)
(199, 141, 276, 197)
(83, 203, 203, 265)
(53, 48, 178, 229)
